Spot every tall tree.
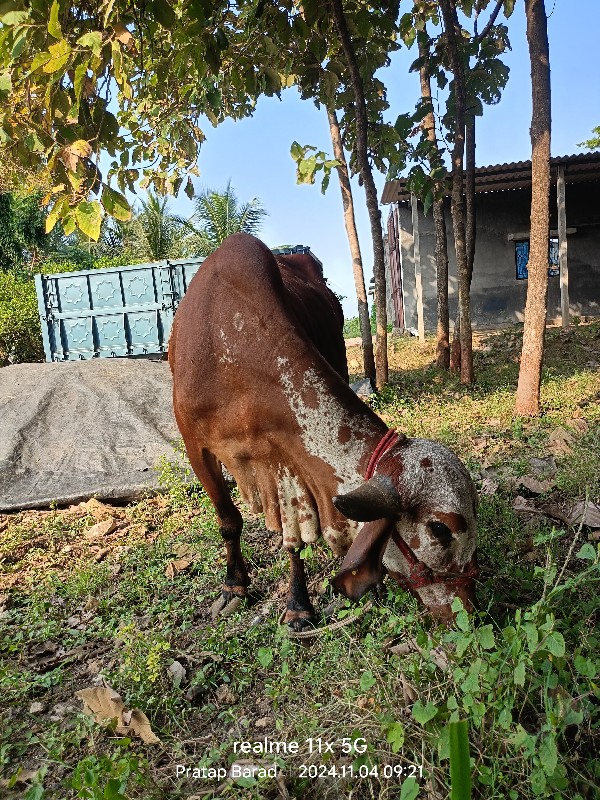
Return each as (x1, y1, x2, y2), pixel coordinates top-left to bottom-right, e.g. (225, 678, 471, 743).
(515, 0, 551, 416)
(450, 0, 507, 372)
(328, 0, 389, 387)
(327, 109, 376, 382)
(417, 28, 450, 369)
(438, 0, 474, 384)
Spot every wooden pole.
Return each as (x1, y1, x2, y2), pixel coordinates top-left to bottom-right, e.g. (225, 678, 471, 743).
(411, 193, 425, 341)
(557, 164, 569, 329)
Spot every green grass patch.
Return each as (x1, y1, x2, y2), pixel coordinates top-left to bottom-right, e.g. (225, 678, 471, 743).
(1, 323, 600, 798)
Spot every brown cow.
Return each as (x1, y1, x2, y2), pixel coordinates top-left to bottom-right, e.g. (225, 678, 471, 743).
(169, 233, 478, 628)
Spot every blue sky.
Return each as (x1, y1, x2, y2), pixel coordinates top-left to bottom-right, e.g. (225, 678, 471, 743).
(164, 0, 599, 317)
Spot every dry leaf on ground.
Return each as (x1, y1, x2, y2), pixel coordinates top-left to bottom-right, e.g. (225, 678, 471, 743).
(519, 476, 555, 495)
(567, 418, 589, 433)
(512, 495, 535, 514)
(528, 456, 556, 477)
(164, 557, 193, 579)
(172, 542, 196, 560)
(568, 501, 600, 529)
(399, 673, 418, 705)
(215, 685, 237, 705)
(480, 478, 499, 496)
(76, 686, 160, 744)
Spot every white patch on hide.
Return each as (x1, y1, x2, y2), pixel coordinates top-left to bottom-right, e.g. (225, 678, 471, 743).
(323, 522, 360, 557)
(276, 467, 318, 547)
(233, 312, 244, 331)
(277, 359, 371, 495)
(219, 329, 234, 364)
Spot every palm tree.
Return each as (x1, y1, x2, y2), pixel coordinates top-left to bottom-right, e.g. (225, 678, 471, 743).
(126, 192, 188, 261)
(185, 180, 267, 256)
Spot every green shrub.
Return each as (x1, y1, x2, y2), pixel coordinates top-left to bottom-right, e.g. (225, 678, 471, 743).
(343, 315, 362, 338)
(0, 269, 43, 365)
(0, 254, 142, 365)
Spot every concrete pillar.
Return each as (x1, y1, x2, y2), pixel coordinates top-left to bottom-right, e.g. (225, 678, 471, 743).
(557, 165, 569, 329)
(411, 193, 425, 341)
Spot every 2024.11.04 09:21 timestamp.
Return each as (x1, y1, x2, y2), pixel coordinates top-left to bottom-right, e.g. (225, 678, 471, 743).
(297, 763, 424, 779)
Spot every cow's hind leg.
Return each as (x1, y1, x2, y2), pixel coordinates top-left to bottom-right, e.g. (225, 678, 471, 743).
(284, 547, 317, 632)
(185, 444, 249, 602)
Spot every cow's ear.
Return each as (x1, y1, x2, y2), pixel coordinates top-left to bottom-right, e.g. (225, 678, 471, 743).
(333, 475, 402, 522)
(331, 518, 393, 601)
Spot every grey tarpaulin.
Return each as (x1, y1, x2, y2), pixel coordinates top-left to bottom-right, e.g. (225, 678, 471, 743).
(0, 359, 180, 512)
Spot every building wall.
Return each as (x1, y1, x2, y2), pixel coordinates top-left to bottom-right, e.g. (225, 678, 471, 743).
(390, 180, 600, 331)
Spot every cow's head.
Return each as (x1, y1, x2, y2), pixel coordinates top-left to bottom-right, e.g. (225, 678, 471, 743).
(331, 437, 478, 623)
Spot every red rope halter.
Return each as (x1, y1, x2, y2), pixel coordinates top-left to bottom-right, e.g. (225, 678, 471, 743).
(365, 428, 478, 591)
(365, 428, 402, 481)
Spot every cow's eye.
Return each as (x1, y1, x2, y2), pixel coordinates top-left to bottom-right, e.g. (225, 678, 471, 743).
(429, 521, 453, 545)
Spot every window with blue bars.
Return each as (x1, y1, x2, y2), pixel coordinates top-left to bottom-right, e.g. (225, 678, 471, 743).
(515, 238, 560, 280)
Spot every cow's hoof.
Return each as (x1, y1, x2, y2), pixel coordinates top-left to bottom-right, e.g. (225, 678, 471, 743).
(283, 610, 316, 632)
(222, 588, 246, 603)
(288, 616, 316, 633)
(210, 592, 244, 620)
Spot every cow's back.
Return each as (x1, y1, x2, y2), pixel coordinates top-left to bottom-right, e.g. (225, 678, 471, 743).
(169, 234, 348, 410)
(169, 233, 380, 554)
(274, 253, 348, 382)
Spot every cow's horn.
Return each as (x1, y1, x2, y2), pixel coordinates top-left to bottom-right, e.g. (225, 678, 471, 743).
(333, 475, 402, 522)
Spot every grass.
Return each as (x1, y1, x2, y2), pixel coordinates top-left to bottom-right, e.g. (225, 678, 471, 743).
(1, 322, 600, 799)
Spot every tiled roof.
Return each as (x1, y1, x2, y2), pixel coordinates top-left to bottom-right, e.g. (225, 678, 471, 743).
(381, 151, 600, 204)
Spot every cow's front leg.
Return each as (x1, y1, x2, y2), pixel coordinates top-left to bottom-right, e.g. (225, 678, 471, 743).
(283, 547, 316, 631)
(219, 505, 249, 602)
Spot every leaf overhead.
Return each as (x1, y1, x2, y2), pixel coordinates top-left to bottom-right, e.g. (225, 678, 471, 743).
(48, 0, 62, 40)
(101, 185, 132, 222)
(75, 200, 103, 241)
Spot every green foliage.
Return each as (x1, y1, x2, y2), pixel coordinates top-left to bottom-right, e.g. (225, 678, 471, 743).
(116, 622, 171, 692)
(124, 192, 189, 261)
(578, 125, 600, 149)
(390, 2, 512, 209)
(70, 746, 148, 800)
(184, 181, 267, 256)
(448, 720, 472, 800)
(156, 438, 206, 509)
(0, 192, 48, 271)
(0, 267, 44, 364)
(0, 1, 273, 237)
(290, 142, 339, 194)
(343, 315, 362, 338)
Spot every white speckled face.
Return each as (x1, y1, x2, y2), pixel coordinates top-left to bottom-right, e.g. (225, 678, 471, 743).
(378, 438, 478, 609)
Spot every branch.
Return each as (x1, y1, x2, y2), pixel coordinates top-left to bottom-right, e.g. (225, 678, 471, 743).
(476, 0, 504, 42)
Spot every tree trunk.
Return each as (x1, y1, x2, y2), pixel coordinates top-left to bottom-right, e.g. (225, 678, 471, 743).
(465, 115, 476, 279)
(327, 107, 376, 382)
(450, 114, 476, 373)
(433, 200, 450, 368)
(439, 0, 474, 384)
(418, 34, 450, 370)
(329, 0, 388, 387)
(515, 0, 551, 416)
